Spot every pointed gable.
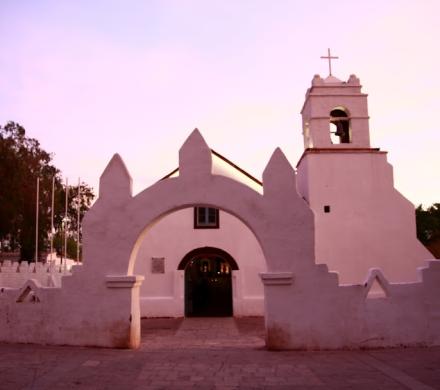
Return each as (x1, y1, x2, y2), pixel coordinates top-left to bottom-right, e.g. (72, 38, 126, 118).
(99, 153, 132, 202)
(178, 128, 212, 179)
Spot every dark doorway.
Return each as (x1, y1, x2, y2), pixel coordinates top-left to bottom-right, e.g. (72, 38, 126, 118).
(179, 247, 238, 317)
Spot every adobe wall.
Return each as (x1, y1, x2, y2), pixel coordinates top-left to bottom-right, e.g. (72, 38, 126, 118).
(134, 208, 265, 317)
(296, 150, 432, 284)
(0, 269, 143, 348)
(0, 260, 70, 288)
(262, 260, 440, 350)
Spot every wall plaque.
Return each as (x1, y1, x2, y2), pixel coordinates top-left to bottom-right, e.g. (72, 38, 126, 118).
(151, 257, 165, 274)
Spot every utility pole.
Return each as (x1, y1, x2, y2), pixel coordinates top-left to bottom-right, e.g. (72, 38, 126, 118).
(76, 178, 81, 264)
(50, 176, 55, 264)
(63, 178, 68, 269)
(35, 177, 39, 265)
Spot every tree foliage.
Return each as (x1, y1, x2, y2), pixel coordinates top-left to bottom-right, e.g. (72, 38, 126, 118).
(52, 182, 94, 261)
(0, 121, 94, 261)
(416, 203, 440, 258)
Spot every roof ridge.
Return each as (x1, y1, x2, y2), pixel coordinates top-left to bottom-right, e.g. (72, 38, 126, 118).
(160, 149, 262, 186)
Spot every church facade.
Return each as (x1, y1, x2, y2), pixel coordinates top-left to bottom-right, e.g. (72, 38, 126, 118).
(134, 73, 432, 318)
(1, 70, 438, 350)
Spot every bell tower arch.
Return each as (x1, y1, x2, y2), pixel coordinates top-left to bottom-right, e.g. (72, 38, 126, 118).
(301, 74, 370, 148)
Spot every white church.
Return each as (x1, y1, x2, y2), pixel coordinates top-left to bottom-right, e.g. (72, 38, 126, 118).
(132, 71, 431, 319)
(1, 63, 437, 350)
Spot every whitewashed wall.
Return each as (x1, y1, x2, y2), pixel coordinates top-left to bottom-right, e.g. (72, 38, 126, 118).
(262, 260, 440, 349)
(297, 151, 432, 285)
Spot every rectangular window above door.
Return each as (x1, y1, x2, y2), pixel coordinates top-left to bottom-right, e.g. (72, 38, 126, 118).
(194, 207, 219, 229)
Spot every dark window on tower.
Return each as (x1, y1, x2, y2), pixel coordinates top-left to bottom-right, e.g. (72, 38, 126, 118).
(330, 108, 351, 144)
(194, 207, 219, 229)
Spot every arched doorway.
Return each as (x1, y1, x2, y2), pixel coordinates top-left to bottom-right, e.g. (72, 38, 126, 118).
(178, 247, 239, 317)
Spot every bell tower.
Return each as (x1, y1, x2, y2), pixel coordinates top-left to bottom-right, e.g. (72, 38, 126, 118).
(301, 74, 370, 148)
(295, 53, 432, 286)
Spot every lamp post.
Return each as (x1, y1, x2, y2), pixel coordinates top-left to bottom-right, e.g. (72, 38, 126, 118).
(50, 176, 55, 264)
(35, 177, 39, 264)
(76, 178, 81, 264)
(62, 215, 70, 269)
(63, 178, 69, 269)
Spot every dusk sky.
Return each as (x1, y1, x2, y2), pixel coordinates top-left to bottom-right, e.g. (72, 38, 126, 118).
(1, 1, 439, 206)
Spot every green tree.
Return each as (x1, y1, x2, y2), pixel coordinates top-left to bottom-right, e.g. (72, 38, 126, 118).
(0, 121, 94, 261)
(52, 233, 79, 261)
(416, 203, 440, 258)
(52, 182, 94, 261)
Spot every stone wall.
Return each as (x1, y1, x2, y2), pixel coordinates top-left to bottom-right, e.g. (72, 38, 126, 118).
(0, 261, 70, 288)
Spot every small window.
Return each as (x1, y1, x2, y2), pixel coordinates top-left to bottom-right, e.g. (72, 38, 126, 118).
(324, 205, 330, 213)
(194, 207, 219, 229)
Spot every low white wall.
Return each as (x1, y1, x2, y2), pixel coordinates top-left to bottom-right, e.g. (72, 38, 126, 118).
(0, 270, 143, 348)
(263, 260, 440, 350)
(0, 260, 70, 288)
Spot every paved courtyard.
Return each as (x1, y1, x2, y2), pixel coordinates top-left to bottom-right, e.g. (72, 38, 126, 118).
(0, 317, 439, 389)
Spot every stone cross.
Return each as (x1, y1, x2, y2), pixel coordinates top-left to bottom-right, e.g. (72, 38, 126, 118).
(320, 48, 339, 76)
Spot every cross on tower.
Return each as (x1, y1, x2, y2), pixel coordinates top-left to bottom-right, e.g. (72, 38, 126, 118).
(320, 48, 339, 76)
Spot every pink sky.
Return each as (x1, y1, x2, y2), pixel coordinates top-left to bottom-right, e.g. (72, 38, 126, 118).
(1, 0, 439, 206)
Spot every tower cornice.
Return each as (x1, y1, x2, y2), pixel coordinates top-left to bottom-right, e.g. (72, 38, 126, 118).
(296, 148, 384, 168)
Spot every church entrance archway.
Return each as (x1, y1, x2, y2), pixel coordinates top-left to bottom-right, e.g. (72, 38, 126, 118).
(82, 130, 314, 348)
(178, 247, 239, 317)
